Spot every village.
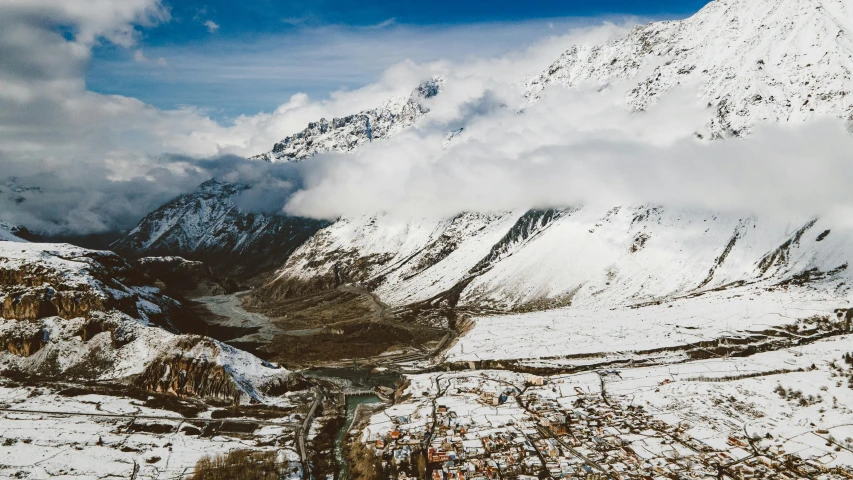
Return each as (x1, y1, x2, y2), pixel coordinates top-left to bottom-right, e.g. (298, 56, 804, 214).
(359, 371, 853, 480)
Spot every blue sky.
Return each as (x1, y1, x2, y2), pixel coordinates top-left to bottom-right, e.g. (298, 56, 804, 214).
(87, 0, 711, 120)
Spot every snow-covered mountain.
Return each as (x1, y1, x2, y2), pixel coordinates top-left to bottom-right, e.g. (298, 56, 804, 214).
(0, 239, 293, 403)
(526, 0, 853, 137)
(124, 0, 853, 323)
(112, 180, 329, 278)
(252, 78, 443, 162)
(253, 0, 853, 323)
(115, 79, 444, 274)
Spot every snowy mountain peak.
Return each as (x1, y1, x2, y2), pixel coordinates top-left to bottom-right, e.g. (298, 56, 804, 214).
(252, 77, 444, 162)
(527, 0, 853, 137)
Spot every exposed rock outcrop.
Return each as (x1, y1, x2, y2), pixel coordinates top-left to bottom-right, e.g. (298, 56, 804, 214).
(0, 241, 293, 405)
(253, 78, 443, 162)
(134, 256, 238, 298)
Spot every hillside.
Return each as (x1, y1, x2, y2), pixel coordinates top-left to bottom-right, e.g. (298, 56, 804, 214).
(111, 179, 329, 278)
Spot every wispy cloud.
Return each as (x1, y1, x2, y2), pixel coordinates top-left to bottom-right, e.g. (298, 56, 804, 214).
(133, 48, 168, 66)
(365, 18, 396, 29)
(204, 19, 219, 32)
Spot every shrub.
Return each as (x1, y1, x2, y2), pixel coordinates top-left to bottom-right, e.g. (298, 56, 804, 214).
(188, 449, 290, 480)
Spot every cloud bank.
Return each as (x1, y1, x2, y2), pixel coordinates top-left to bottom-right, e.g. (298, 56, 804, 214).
(1, 0, 852, 238)
(0, 0, 633, 235)
(284, 83, 853, 221)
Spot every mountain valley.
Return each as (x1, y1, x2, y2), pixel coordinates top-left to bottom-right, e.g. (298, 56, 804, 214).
(5, 0, 853, 478)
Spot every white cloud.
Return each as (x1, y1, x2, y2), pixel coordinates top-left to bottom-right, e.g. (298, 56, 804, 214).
(3, 0, 850, 238)
(0, 11, 624, 234)
(366, 18, 396, 29)
(204, 19, 219, 33)
(133, 48, 167, 66)
(284, 82, 853, 220)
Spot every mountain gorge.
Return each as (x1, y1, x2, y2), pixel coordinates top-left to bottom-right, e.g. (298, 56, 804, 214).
(7, 0, 853, 477)
(5, 0, 853, 405)
(109, 0, 853, 350)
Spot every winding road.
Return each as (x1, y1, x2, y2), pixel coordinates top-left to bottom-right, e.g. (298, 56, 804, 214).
(298, 387, 323, 478)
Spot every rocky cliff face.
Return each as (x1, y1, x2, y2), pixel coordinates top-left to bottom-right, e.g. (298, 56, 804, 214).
(112, 180, 329, 278)
(252, 78, 444, 162)
(0, 241, 183, 324)
(134, 256, 238, 298)
(525, 0, 853, 137)
(0, 240, 292, 404)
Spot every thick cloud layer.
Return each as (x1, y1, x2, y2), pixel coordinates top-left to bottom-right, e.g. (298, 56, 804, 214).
(284, 83, 853, 221)
(2, 1, 852, 237)
(0, 0, 629, 234)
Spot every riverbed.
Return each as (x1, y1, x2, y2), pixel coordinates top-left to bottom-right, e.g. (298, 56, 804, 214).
(195, 292, 325, 344)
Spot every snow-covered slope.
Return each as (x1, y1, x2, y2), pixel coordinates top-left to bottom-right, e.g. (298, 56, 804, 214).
(261, 207, 852, 313)
(112, 180, 329, 277)
(0, 240, 292, 404)
(252, 78, 443, 162)
(526, 0, 853, 137)
(0, 221, 30, 242)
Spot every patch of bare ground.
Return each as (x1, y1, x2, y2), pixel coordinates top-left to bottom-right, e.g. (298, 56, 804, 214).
(238, 283, 446, 366)
(251, 287, 379, 330)
(261, 320, 426, 367)
(209, 404, 295, 419)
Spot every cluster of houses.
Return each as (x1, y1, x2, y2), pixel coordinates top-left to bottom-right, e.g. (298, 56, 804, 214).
(363, 374, 853, 479)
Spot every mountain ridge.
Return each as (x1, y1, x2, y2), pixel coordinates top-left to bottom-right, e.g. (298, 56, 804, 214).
(251, 77, 444, 162)
(525, 0, 853, 137)
(111, 179, 329, 278)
